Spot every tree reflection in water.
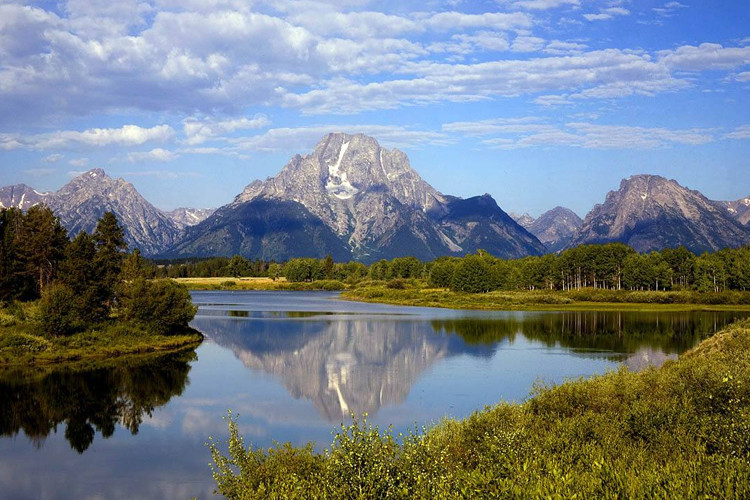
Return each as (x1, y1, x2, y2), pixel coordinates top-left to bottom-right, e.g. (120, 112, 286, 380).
(0, 351, 195, 453)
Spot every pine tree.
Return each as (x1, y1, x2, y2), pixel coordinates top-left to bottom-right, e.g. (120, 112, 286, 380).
(93, 212, 127, 305)
(17, 204, 68, 297)
(58, 232, 108, 323)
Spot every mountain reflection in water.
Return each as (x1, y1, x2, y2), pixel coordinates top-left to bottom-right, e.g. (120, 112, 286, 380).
(0, 351, 195, 453)
(193, 307, 746, 423)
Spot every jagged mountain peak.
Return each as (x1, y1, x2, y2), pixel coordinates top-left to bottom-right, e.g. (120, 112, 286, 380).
(721, 195, 750, 226)
(528, 206, 583, 253)
(510, 212, 535, 229)
(0, 183, 51, 210)
(570, 175, 749, 253)
(45, 168, 181, 255)
(170, 133, 545, 262)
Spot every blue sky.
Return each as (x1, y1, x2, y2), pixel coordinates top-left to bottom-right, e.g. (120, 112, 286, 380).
(1, 0, 749, 217)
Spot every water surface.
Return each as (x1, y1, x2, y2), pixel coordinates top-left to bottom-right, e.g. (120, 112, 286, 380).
(0, 291, 746, 499)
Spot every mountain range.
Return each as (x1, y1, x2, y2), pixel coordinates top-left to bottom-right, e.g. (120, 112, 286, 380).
(1, 133, 748, 259)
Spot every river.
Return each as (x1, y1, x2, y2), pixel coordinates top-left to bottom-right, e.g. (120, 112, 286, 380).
(0, 291, 746, 499)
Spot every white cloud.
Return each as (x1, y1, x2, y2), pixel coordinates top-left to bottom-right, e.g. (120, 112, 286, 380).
(423, 11, 532, 31)
(584, 6, 630, 21)
(736, 72, 750, 82)
(725, 125, 750, 140)
(42, 153, 64, 163)
(442, 119, 715, 149)
(182, 114, 271, 145)
(653, 2, 687, 17)
(509, 0, 580, 10)
(13, 125, 175, 150)
(543, 40, 588, 55)
(282, 49, 682, 114)
(511, 35, 546, 53)
(126, 148, 179, 162)
(232, 125, 450, 152)
(659, 43, 750, 71)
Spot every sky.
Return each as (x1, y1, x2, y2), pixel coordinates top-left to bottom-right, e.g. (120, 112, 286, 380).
(0, 0, 749, 217)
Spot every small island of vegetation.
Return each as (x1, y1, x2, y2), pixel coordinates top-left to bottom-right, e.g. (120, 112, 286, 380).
(0, 206, 200, 367)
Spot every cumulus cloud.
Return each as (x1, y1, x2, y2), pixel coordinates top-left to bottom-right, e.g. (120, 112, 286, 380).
(584, 6, 630, 21)
(126, 148, 179, 162)
(182, 114, 271, 145)
(7, 125, 174, 151)
(0, 0, 746, 129)
(658, 43, 750, 71)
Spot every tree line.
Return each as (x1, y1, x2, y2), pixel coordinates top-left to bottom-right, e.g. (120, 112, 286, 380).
(0, 206, 195, 335)
(157, 243, 750, 294)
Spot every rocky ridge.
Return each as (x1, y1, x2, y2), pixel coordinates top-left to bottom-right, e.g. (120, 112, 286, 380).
(171, 133, 544, 261)
(528, 207, 583, 253)
(568, 175, 750, 253)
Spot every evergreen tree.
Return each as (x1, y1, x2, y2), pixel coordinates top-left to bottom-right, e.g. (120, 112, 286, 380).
(93, 212, 127, 304)
(0, 208, 27, 300)
(58, 232, 109, 323)
(121, 249, 153, 280)
(17, 204, 68, 297)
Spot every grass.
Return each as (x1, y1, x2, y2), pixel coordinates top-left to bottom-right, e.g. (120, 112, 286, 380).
(342, 284, 750, 312)
(175, 277, 346, 291)
(0, 301, 203, 368)
(210, 318, 750, 499)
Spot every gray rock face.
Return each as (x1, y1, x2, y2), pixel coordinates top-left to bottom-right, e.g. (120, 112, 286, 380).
(510, 212, 535, 229)
(569, 175, 750, 253)
(183, 132, 543, 262)
(0, 184, 51, 210)
(234, 133, 454, 260)
(164, 207, 216, 230)
(719, 196, 750, 227)
(46, 169, 181, 255)
(438, 195, 546, 257)
(528, 206, 583, 253)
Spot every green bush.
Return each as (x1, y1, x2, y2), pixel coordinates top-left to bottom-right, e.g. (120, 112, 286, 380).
(310, 280, 346, 291)
(386, 279, 406, 290)
(118, 279, 197, 335)
(39, 283, 78, 336)
(209, 320, 750, 499)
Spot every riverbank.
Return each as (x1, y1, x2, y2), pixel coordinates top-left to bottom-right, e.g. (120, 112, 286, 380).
(0, 301, 203, 367)
(342, 285, 750, 312)
(175, 277, 345, 291)
(174, 277, 750, 311)
(211, 318, 750, 498)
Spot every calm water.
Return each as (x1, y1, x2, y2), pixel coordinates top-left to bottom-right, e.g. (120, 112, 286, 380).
(1, 291, 747, 499)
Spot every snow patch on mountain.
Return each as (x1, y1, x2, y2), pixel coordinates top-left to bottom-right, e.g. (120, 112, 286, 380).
(325, 140, 359, 200)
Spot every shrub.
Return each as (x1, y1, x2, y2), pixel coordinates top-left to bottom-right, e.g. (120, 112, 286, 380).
(118, 279, 197, 335)
(386, 279, 406, 290)
(39, 283, 79, 336)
